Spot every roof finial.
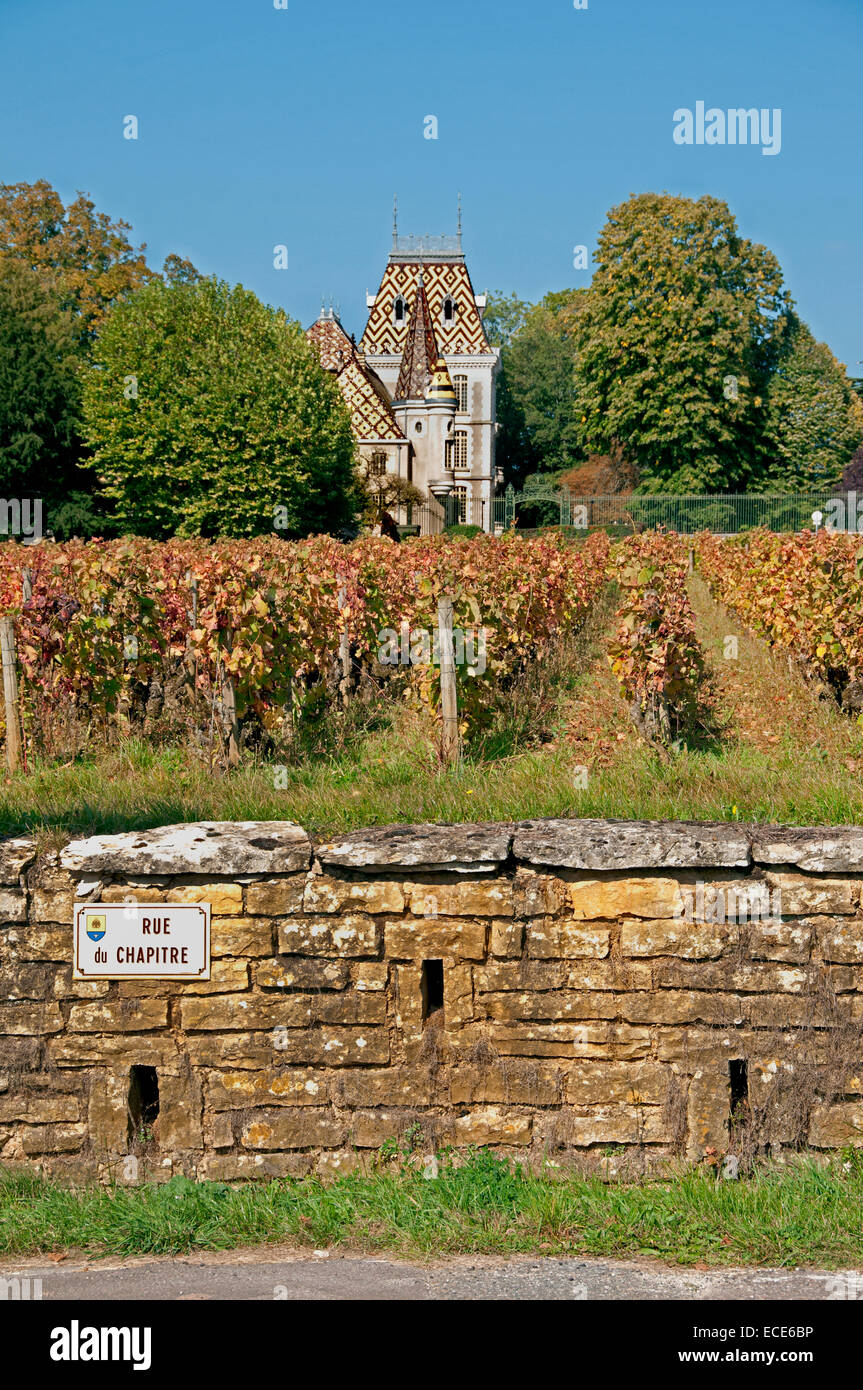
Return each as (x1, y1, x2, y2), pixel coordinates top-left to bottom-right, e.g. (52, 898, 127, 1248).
(392, 194, 398, 249)
(457, 191, 462, 247)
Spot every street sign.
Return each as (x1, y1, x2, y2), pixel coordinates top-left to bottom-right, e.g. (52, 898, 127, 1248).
(73, 903, 211, 980)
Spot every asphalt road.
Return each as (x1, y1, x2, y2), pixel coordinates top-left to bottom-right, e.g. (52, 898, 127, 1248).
(1, 1247, 855, 1301)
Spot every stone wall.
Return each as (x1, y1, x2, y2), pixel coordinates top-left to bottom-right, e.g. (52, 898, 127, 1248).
(2, 817, 863, 1182)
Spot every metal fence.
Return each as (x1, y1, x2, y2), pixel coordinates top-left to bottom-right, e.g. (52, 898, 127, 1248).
(493, 489, 842, 535)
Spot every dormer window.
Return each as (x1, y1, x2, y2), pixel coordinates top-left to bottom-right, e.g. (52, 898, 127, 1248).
(442, 295, 456, 326)
(393, 294, 408, 325)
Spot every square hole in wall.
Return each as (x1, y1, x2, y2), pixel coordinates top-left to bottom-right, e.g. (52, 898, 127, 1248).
(127, 1065, 160, 1150)
(421, 959, 444, 1026)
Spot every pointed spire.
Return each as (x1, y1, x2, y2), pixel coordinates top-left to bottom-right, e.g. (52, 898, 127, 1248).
(394, 276, 440, 402)
(457, 192, 462, 248)
(392, 195, 398, 250)
(427, 353, 458, 407)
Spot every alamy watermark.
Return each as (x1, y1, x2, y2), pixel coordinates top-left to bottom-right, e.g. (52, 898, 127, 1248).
(819, 492, 863, 533)
(673, 102, 782, 156)
(0, 498, 43, 541)
(377, 623, 487, 676)
(676, 881, 782, 924)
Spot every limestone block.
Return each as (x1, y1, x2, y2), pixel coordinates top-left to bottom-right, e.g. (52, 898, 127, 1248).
(349, 1109, 420, 1147)
(655, 961, 809, 993)
(68, 1000, 168, 1033)
(332, 1068, 433, 1108)
(158, 1072, 203, 1151)
(101, 881, 244, 915)
(765, 873, 855, 916)
(450, 1061, 562, 1106)
(480, 991, 618, 1023)
(817, 918, 863, 963)
(243, 878, 306, 916)
(204, 1152, 313, 1180)
(119, 960, 249, 996)
(620, 918, 731, 959)
(255, 958, 349, 990)
(0, 1094, 79, 1123)
(0, 836, 37, 884)
(315, 821, 513, 873)
(211, 917, 274, 958)
(305, 877, 404, 915)
(7, 926, 68, 961)
(313, 993, 387, 1025)
(351, 962, 388, 991)
(512, 869, 569, 917)
(753, 826, 863, 873)
(87, 1070, 130, 1152)
(686, 1071, 731, 1161)
(527, 920, 609, 959)
(61, 821, 311, 877)
(747, 919, 812, 963)
(444, 1106, 533, 1147)
(809, 1102, 863, 1148)
(180, 993, 311, 1031)
(569, 878, 684, 921)
(208, 1069, 329, 1109)
(0, 888, 27, 923)
(278, 915, 379, 957)
(0, 1003, 63, 1035)
(513, 818, 749, 871)
(565, 1061, 667, 1106)
(384, 917, 486, 960)
(490, 919, 524, 958)
(240, 1108, 344, 1150)
(405, 880, 512, 917)
(51, 1034, 178, 1067)
(21, 1123, 86, 1155)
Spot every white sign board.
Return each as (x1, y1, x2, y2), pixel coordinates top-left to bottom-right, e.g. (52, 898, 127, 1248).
(73, 903, 210, 980)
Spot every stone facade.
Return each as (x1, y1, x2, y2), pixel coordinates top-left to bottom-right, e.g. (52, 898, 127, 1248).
(2, 818, 863, 1182)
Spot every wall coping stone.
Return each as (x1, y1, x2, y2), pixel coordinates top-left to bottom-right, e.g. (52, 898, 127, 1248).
(315, 822, 514, 874)
(12, 817, 863, 881)
(59, 821, 311, 877)
(0, 837, 37, 885)
(750, 826, 863, 873)
(512, 818, 751, 871)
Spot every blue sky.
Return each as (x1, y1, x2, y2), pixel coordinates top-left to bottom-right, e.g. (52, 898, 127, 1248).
(2, 0, 861, 368)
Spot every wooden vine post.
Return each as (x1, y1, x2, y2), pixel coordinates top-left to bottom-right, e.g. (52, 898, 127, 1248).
(437, 597, 459, 767)
(0, 617, 22, 773)
(337, 585, 351, 705)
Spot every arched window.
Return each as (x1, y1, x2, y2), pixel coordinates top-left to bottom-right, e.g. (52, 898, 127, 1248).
(442, 295, 456, 325)
(393, 294, 407, 325)
(369, 452, 387, 477)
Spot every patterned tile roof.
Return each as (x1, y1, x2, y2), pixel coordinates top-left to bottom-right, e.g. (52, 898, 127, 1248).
(394, 278, 440, 401)
(361, 257, 492, 356)
(306, 313, 405, 444)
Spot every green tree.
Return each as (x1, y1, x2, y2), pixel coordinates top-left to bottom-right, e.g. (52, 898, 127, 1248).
(0, 258, 92, 518)
(81, 276, 359, 538)
(762, 321, 863, 488)
(485, 289, 588, 486)
(573, 193, 792, 492)
(483, 291, 531, 349)
(0, 180, 155, 343)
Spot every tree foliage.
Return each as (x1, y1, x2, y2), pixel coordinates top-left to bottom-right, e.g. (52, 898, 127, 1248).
(81, 276, 359, 538)
(0, 180, 155, 344)
(486, 289, 588, 485)
(762, 321, 863, 488)
(0, 258, 88, 509)
(572, 193, 792, 492)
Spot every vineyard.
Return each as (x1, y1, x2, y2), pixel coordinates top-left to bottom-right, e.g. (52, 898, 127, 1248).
(697, 529, 863, 706)
(0, 531, 609, 765)
(4, 524, 863, 834)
